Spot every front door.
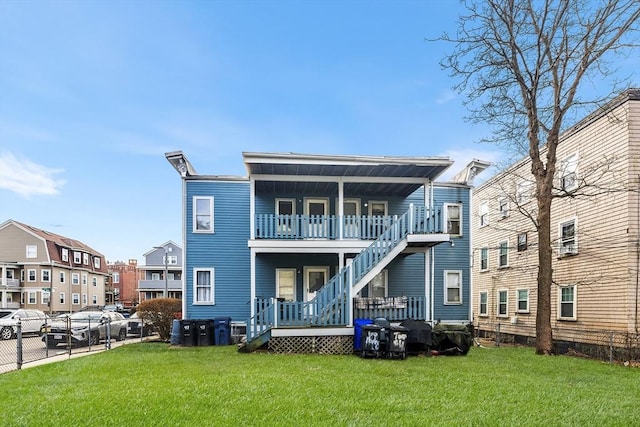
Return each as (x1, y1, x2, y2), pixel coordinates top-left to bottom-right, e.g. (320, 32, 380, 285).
(343, 198, 361, 238)
(305, 198, 329, 238)
(304, 266, 329, 301)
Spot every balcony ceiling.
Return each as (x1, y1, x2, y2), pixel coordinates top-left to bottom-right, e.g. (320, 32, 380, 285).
(244, 152, 453, 197)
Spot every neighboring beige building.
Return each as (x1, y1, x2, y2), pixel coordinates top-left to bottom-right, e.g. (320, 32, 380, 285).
(0, 220, 109, 313)
(472, 89, 640, 347)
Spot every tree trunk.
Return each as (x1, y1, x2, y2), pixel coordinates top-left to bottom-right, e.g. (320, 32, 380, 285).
(536, 194, 554, 354)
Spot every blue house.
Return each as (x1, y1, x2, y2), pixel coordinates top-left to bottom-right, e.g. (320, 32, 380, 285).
(166, 151, 487, 353)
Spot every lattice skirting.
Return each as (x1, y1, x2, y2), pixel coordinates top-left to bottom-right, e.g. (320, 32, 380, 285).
(268, 335, 354, 354)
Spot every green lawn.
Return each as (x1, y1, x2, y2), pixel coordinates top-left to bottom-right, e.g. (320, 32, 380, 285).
(1, 343, 639, 426)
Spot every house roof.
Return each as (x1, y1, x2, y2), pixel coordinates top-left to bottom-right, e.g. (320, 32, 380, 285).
(242, 152, 454, 197)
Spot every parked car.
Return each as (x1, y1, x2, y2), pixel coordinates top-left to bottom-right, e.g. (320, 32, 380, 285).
(0, 309, 48, 340)
(43, 311, 129, 348)
(126, 312, 154, 337)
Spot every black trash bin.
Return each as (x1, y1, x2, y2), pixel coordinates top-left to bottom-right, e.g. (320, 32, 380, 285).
(180, 320, 197, 346)
(387, 325, 408, 359)
(213, 317, 232, 345)
(196, 319, 214, 346)
(360, 324, 385, 358)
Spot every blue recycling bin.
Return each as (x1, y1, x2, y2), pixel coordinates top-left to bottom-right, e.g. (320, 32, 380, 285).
(354, 318, 373, 351)
(170, 319, 181, 345)
(213, 317, 232, 345)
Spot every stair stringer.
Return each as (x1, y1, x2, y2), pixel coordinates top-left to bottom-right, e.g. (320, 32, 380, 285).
(351, 238, 408, 296)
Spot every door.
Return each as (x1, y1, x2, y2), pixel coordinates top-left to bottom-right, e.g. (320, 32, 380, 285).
(304, 266, 329, 301)
(342, 198, 361, 238)
(276, 199, 296, 234)
(305, 198, 329, 238)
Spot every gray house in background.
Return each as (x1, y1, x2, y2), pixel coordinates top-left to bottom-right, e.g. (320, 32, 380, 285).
(137, 241, 183, 302)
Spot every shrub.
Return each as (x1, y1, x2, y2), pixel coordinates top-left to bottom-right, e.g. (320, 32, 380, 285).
(135, 298, 182, 341)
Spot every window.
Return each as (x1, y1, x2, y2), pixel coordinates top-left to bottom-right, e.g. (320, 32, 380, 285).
(479, 247, 488, 271)
(82, 274, 87, 285)
(445, 204, 462, 236)
(517, 289, 529, 313)
(194, 268, 214, 304)
(92, 277, 97, 286)
(479, 202, 489, 227)
(193, 196, 214, 232)
(82, 294, 87, 305)
(59, 292, 65, 304)
(276, 269, 296, 301)
(72, 273, 80, 285)
(479, 291, 488, 316)
(60, 272, 65, 283)
(559, 153, 578, 192)
(165, 255, 178, 265)
(41, 270, 51, 282)
(152, 273, 160, 281)
(73, 252, 81, 263)
(92, 295, 97, 304)
(28, 291, 37, 304)
(61, 248, 69, 262)
(497, 290, 508, 317)
(72, 293, 80, 305)
(517, 232, 528, 252)
(42, 291, 50, 305)
(94, 257, 101, 268)
(498, 241, 509, 268)
(367, 270, 388, 298)
(113, 272, 120, 283)
(498, 198, 509, 218)
(559, 285, 576, 320)
(516, 181, 533, 205)
(368, 201, 388, 216)
(27, 269, 36, 282)
(26, 245, 37, 258)
(83, 253, 89, 265)
(444, 270, 462, 304)
(559, 219, 577, 255)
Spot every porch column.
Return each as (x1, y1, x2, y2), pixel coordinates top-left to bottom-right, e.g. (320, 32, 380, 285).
(249, 177, 255, 240)
(1, 265, 6, 308)
(337, 179, 344, 239)
(250, 248, 256, 317)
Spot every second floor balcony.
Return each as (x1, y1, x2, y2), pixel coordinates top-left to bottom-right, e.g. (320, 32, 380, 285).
(0, 278, 21, 288)
(137, 279, 183, 291)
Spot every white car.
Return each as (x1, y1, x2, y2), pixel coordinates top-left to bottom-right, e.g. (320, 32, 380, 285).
(43, 311, 129, 348)
(0, 309, 48, 340)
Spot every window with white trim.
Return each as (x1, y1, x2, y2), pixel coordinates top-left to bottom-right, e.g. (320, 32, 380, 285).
(92, 277, 97, 286)
(72, 293, 80, 305)
(497, 290, 508, 317)
(82, 274, 87, 285)
(479, 291, 488, 316)
(498, 198, 509, 219)
(193, 196, 214, 232)
(74, 252, 81, 263)
(27, 269, 36, 282)
(559, 153, 578, 192)
(26, 245, 37, 258)
(517, 289, 529, 313)
(444, 270, 462, 304)
(62, 248, 69, 262)
(164, 255, 178, 265)
(517, 232, 528, 252)
(559, 285, 577, 320)
(92, 295, 98, 304)
(516, 181, 533, 205)
(28, 291, 37, 304)
(479, 247, 489, 271)
(479, 202, 489, 227)
(559, 219, 577, 256)
(94, 257, 101, 268)
(72, 273, 80, 285)
(59, 292, 65, 304)
(367, 270, 388, 298)
(498, 240, 509, 268)
(41, 270, 51, 282)
(82, 294, 87, 305)
(83, 253, 89, 265)
(445, 203, 462, 236)
(60, 272, 65, 283)
(113, 272, 120, 283)
(194, 268, 214, 304)
(276, 268, 296, 302)
(41, 291, 50, 305)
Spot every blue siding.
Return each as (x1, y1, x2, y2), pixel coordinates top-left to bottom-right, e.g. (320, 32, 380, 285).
(387, 254, 425, 297)
(184, 180, 251, 320)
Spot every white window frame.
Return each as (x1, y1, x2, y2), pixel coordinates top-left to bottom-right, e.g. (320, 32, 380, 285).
(444, 203, 462, 236)
(276, 268, 297, 302)
(72, 293, 80, 305)
(73, 251, 81, 263)
(193, 196, 214, 233)
(558, 218, 578, 256)
(27, 269, 36, 282)
(517, 232, 528, 252)
(152, 272, 161, 281)
(498, 198, 509, 219)
(28, 291, 37, 304)
(516, 181, 533, 205)
(558, 285, 577, 320)
(41, 291, 50, 305)
(497, 289, 508, 318)
(479, 291, 488, 316)
(26, 245, 37, 259)
(41, 269, 51, 282)
(72, 273, 80, 285)
(193, 268, 215, 305)
(82, 273, 88, 285)
(83, 253, 89, 265)
(113, 272, 120, 283)
(367, 270, 388, 298)
(479, 202, 489, 227)
(276, 198, 296, 216)
(368, 200, 388, 216)
(164, 255, 178, 265)
(92, 295, 98, 304)
(61, 248, 69, 262)
(59, 292, 65, 304)
(94, 257, 101, 268)
(498, 240, 509, 268)
(60, 272, 65, 283)
(479, 247, 489, 271)
(82, 294, 87, 305)
(516, 289, 529, 313)
(559, 153, 578, 192)
(444, 270, 462, 305)
(92, 277, 97, 286)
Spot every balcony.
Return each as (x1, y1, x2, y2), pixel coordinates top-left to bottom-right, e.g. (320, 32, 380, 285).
(137, 279, 182, 291)
(0, 278, 21, 288)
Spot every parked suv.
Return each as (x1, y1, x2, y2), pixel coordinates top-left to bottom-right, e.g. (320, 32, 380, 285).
(0, 309, 48, 340)
(43, 311, 129, 348)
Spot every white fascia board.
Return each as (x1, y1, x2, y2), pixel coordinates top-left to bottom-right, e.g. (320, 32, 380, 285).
(252, 174, 431, 184)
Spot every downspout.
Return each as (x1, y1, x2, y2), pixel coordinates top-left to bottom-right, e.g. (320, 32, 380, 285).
(469, 185, 474, 324)
(635, 174, 639, 334)
(430, 181, 435, 324)
(250, 177, 256, 318)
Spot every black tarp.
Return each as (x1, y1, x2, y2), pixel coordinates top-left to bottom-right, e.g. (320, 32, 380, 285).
(399, 319, 432, 353)
(431, 323, 474, 355)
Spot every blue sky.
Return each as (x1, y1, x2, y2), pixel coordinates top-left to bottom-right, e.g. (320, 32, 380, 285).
(0, 1, 635, 264)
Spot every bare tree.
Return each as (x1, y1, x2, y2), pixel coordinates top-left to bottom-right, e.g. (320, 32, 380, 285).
(439, 0, 640, 354)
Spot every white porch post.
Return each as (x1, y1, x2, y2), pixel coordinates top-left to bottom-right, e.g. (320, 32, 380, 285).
(250, 248, 256, 318)
(338, 179, 344, 240)
(250, 177, 255, 240)
(1, 266, 6, 308)
(348, 261, 354, 327)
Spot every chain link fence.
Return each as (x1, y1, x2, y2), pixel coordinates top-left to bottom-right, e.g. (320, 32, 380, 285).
(1, 314, 150, 374)
(475, 321, 640, 365)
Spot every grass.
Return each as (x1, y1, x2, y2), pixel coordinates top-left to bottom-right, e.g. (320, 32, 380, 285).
(1, 343, 639, 427)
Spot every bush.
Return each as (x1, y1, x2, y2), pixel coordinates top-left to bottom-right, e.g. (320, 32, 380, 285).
(135, 298, 182, 341)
